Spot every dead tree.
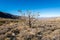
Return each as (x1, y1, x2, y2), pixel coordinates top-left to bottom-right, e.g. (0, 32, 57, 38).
(18, 10, 40, 28)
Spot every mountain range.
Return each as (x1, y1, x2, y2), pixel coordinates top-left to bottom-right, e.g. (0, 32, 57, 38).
(0, 11, 19, 19)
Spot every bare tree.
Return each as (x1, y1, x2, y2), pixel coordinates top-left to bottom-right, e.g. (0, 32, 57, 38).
(18, 10, 40, 28)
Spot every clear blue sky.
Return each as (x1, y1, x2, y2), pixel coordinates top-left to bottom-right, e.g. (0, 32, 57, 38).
(0, 0, 60, 17)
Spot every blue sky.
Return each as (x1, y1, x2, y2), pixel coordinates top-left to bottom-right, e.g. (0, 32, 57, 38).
(0, 0, 60, 17)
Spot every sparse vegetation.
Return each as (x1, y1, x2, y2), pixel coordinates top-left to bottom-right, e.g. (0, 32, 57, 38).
(0, 17, 60, 40)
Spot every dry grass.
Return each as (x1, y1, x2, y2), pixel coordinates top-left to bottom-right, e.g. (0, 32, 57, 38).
(0, 17, 60, 40)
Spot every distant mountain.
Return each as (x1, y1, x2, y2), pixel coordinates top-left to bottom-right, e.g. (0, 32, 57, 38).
(0, 11, 20, 19)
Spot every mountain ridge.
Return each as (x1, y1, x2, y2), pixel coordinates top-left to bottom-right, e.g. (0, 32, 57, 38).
(0, 11, 19, 19)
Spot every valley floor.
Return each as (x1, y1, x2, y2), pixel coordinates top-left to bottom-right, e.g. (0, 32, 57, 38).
(0, 18, 60, 40)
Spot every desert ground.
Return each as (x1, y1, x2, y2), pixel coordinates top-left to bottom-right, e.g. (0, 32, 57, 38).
(0, 17, 60, 40)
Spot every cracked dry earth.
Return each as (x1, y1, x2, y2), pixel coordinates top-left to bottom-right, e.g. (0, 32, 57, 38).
(0, 18, 60, 40)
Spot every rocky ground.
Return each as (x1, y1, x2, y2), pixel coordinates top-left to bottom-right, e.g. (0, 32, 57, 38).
(0, 18, 60, 40)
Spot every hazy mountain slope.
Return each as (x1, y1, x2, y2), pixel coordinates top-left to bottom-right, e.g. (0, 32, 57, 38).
(0, 11, 19, 19)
